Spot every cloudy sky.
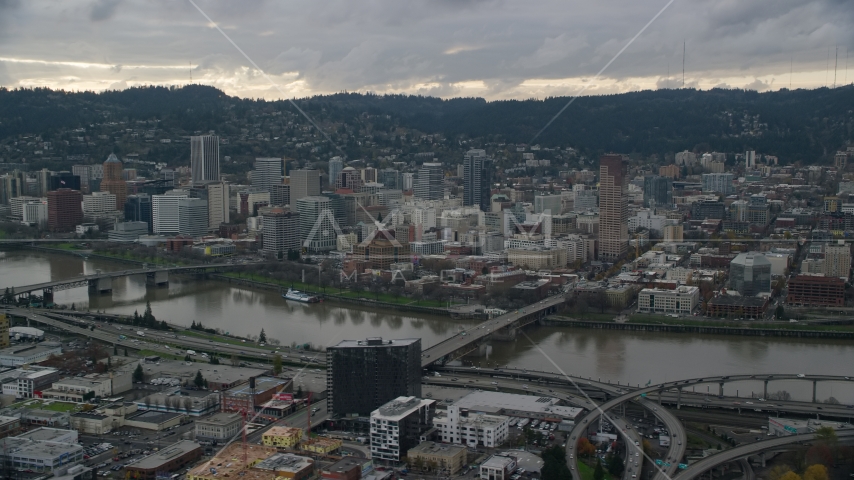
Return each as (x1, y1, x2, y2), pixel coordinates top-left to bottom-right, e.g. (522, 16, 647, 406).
(1, 0, 853, 100)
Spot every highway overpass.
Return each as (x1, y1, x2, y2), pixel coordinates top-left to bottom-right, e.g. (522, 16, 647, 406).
(8, 263, 245, 300)
(674, 430, 854, 480)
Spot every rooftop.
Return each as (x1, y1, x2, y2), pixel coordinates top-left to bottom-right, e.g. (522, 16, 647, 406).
(188, 443, 278, 480)
(15, 427, 75, 442)
(127, 440, 201, 470)
(451, 391, 583, 419)
(323, 457, 367, 475)
(408, 441, 467, 458)
(125, 410, 184, 425)
(197, 412, 242, 426)
(118, 359, 268, 387)
(0, 342, 61, 358)
(482, 455, 515, 469)
(373, 396, 435, 421)
(5, 440, 83, 459)
(253, 453, 313, 473)
(263, 426, 303, 438)
(225, 376, 291, 397)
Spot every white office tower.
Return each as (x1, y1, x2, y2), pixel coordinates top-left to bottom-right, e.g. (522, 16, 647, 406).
(823, 241, 852, 279)
(296, 196, 337, 252)
(207, 182, 230, 230)
(328, 157, 344, 188)
(22, 200, 48, 227)
(190, 135, 220, 185)
(415, 162, 444, 200)
(253, 158, 284, 192)
(261, 208, 301, 257)
(745, 150, 756, 169)
(152, 190, 188, 235)
(178, 197, 208, 237)
(290, 169, 321, 203)
(402, 172, 414, 191)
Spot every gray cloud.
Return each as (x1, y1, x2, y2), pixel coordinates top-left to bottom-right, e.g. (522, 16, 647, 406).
(0, 0, 851, 99)
(90, 0, 120, 22)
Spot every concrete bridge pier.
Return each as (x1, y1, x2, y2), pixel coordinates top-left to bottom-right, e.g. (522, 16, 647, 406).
(658, 390, 662, 405)
(88, 277, 112, 294)
(812, 380, 817, 403)
(677, 387, 683, 409)
(760, 453, 766, 468)
(719, 382, 725, 397)
(764, 380, 769, 399)
(146, 271, 169, 287)
(42, 288, 53, 305)
(491, 326, 517, 341)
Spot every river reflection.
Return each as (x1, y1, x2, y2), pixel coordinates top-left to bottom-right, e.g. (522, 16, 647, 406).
(2, 249, 854, 403)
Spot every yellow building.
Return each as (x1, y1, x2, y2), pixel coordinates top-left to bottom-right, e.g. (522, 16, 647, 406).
(262, 426, 303, 448)
(0, 314, 8, 348)
(299, 437, 342, 455)
(187, 444, 279, 480)
(408, 441, 468, 475)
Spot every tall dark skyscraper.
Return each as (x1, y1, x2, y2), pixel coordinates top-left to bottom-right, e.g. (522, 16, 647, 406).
(190, 135, 220, 185)
(326, 337, 421, 417)
(463, 149, 493, 212)
(598, 154, 628, 261)
(642, 175, 672, 209)
(125, 194, 153, 232)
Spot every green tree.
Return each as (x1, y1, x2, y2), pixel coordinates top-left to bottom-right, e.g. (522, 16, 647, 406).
(194, 370, 205, 388)
(210, 355, 220, 365)
(133, 364, 144, 383)
(259, 329, 267, 343)
(775, 305, 786, 320)
(541, 445, 572, 480)
(593, 459, 605, 480)
(814, 426, 838, 445)
(143, 301, 155, 326)
(296, 385, 303, 398)
(606, 453, 624, 476)
(273, 354, 283, 375)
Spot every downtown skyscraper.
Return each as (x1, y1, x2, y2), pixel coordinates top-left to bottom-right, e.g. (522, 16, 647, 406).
(190, 135, 220, 185)
(463, 149, 493, 212)
(598, 154, 628, 261)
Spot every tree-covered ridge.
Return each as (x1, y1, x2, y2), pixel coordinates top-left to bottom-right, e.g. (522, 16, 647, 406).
(0, 84, 852, 163)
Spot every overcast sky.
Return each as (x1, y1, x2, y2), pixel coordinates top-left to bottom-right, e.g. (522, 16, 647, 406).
(1, 0, 853, 100)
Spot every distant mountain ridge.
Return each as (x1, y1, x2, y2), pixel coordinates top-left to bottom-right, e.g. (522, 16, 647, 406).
(1, 84, 852, 162)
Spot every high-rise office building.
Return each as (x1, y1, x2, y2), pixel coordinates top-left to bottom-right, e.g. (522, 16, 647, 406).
(643, 175, 672, 209)
(152, 190, 188, 235)
(178, 197, 208, 237)
(328, 157, 345, 188)
(296, 196, 337, 252)
(334, 167, 363, 192)
(47, 189, 83, 232)
(401, 173, 414, 191)
(745, 150, 756, 169)
(100, 154, 128, 210)
(326, 337, 421, 417)
(253, 158, 284, 192)
(598, 154, 628, 261)
(415, 163, 443, 200)
(729, 253, 771, 296)
(823, 241, 852, 279)
(260, 208, 300, 258)
(289, 169, 321, 203)
(206, 182, 230, 230)
(36, 169, 50, 197)
(379, 168, 400, 190)
(534, 194, 562, 215)
(82, 192, 118, 219)
(190, 135, 220, 185)
(701, 173, 734, 195)
(125, 194, 153, 232)
(361, 167, 378, 183)
(463, 149, 493, 212)
(270, 184, 290, 207)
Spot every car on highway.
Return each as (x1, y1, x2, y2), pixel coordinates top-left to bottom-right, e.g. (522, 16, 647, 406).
(797, 374, 805, 378)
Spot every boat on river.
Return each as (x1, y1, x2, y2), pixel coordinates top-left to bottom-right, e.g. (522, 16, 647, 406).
(282, 288, 321, 303)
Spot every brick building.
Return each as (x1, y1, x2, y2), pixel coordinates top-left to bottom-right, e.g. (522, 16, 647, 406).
(786, 275, 845, 307)
(222, 376, 291, 413)
(47, 189, 83, 232)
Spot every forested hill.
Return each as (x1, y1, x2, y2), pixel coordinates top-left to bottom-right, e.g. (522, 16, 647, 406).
(1, 84, 852, 162)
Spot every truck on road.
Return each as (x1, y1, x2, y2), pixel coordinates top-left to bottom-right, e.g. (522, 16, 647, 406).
(187, 350, 196, 356)
(137, 331, 145, 337)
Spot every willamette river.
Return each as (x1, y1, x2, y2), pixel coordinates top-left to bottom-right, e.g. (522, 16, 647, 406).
(2, 249, 854, 403)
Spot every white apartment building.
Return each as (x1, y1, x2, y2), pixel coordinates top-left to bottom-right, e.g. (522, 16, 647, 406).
(637, 286, 699, 315)
(433, 406, 509, 448)
(628, 209, 667, 234)
(507, 247, 566, 270)
(152, 191, 187, 235)
(370, 397, 435, 463)
(824, 241, 852, 279)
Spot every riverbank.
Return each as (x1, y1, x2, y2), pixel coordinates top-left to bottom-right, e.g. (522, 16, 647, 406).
(18, 245, 462, 316)
(543, 316, 854, 339)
